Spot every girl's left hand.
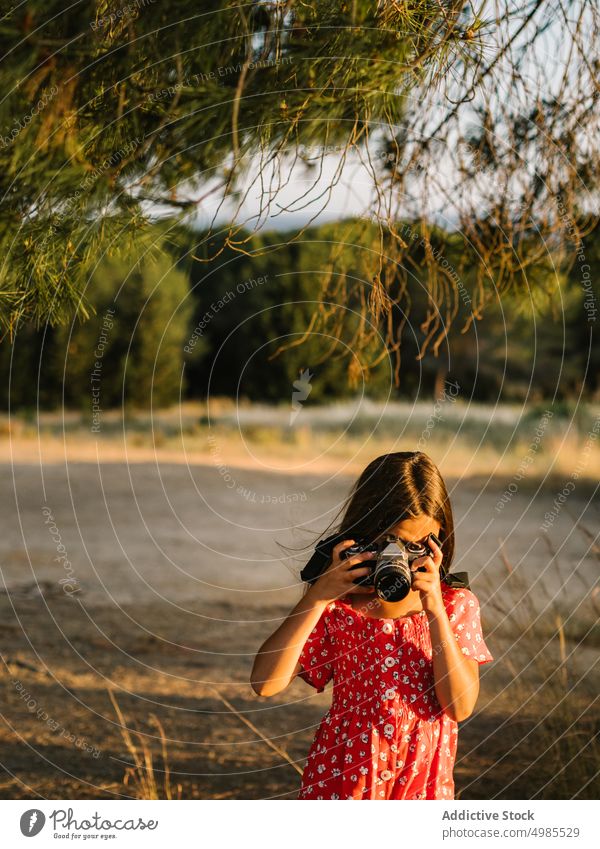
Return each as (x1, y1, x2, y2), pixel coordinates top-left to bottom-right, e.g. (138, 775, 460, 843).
(410, 536, 445, 615)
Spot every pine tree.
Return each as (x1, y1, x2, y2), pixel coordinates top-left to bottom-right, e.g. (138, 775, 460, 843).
(1, 0, 472, 332)
(0, 1, 597, 391)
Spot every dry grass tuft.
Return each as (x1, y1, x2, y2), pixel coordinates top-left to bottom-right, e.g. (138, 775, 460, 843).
(108, 689, 182, 800)
(476, 523, 599, 799)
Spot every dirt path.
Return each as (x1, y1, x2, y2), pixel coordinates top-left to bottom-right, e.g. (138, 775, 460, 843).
(0, 456, 597, 799)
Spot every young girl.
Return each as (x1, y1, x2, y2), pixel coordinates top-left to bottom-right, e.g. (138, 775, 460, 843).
(251, 451, 493, 800)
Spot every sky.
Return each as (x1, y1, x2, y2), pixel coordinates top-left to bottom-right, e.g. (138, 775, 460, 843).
(165, 0, 583, 238)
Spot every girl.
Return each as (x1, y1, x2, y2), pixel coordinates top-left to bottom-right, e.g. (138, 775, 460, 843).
(251, 451, 493, 800)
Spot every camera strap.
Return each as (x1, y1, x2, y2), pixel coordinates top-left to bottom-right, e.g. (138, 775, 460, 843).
(441, 570, 471, 589)
(300, 532, 345, 583)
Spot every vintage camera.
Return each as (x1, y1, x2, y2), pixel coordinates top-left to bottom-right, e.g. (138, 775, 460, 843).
(341, 534, 442, 601)
(300, 531, 445, 602)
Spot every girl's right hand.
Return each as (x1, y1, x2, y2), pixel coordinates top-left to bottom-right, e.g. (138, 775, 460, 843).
(307, 539, 376, 603)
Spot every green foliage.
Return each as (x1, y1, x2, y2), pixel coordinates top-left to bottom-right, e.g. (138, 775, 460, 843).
(184, 227, 392, 402)
(0, 217, 597, 409)
(180, 218, 599, 403)
(0, 0, 473, 332)
(0, 237, 192, 410)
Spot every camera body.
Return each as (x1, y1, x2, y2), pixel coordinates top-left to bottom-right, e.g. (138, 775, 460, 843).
(340, 534, 441, 602)
(300, 531, 448, 602)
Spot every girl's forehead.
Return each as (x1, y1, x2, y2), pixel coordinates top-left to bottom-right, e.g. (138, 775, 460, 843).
(388, 515, 440, 540)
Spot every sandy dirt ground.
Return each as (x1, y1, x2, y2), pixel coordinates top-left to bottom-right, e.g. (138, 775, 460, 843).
(0, 449, 598, 799)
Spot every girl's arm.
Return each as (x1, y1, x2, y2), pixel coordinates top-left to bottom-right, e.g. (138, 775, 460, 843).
(425, 609, 480, 721)
(411, 538, 480, 722)
(250, 540, 376, 697)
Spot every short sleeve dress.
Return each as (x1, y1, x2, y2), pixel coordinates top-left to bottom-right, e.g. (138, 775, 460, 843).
(297, 585, 493, 800)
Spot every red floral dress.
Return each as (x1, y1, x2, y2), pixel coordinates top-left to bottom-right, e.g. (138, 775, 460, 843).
(297, 586, 493, 800)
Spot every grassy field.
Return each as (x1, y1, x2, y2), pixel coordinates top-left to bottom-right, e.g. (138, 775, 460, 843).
(0, 400, 598, 799)
(2, 398, 599, 483)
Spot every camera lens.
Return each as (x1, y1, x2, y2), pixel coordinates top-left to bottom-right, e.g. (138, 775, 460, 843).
(374, 563, 412, 601)
(372, 540, 413, 601)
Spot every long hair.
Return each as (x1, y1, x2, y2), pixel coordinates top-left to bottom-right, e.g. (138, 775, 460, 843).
(335, 451, 455, 576)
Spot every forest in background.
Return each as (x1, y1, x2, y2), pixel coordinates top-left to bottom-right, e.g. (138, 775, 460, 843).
(2, 216, 598, 411)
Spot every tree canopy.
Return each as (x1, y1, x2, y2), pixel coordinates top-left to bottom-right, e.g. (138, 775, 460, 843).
(2, 218, 597, 410)
(1, 1, 598, 384)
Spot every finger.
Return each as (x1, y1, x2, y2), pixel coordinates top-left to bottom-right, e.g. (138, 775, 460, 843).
(428, 535, 444, 567)
(411, 572, 433, 585)
(332, 539, 356, 558)
(411, 576, 434, 590)
(411, 555, 436, 574)
(411, 575, 440, 593)
(345, 566, 372, 579)
(342, 551, 377, 570)
(411, 582, 434, 596)
(349, 583, 376, 593)
(411, 572, 438, 590)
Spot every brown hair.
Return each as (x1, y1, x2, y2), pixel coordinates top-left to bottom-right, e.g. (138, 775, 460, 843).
(335, 451, 455, 576)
